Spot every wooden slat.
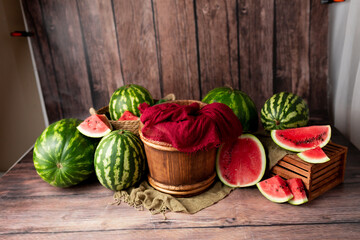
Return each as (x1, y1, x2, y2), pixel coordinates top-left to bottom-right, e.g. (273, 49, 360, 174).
(312, 161, 341, 179)
(310, 178, 342, 200)
(196, 0, 239, 95)
(312, 156, 341, 172)
(77, 0, 124, 110)
(309, 0, 329, 120)
(274, 0, 310, 99)
(238, 0, 274, 110)
(39, 0, 94, 120)
(21, 0, 63, 122)
(112, 0, 161, 99)
(276, 160, 310, 177)
(312, 166, 341, 186)
(282, 155, 312, 170)
(271, 166, 309, 188)
(152, 0, 200, 100)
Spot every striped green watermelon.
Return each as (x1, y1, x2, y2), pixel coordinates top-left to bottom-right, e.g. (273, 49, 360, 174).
(261, 92, 309, 131)
(202, 86, 258, 132)
(33, 118, 98, 187)
(94, 130, 146, 191)
(109, 84, 154, 120)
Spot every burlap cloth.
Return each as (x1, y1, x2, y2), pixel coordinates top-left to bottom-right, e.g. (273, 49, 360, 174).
(113, 131, 292, 215)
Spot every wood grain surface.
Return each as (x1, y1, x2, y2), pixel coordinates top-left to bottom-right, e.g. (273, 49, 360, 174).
(21, 0, 330, 123)
(0, 127, 359, 239)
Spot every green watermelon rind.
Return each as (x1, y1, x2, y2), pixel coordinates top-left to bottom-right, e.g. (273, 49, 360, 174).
(256, 182, 294, 203)
(270, 125, 331, 152)
(33, 118, 98, 188)
(94, 130, 146, 191)
(109, 84, 154, 120)
(202, 87, 258, 133)
(297, 149, 330, 164)
(76, 115, 113, 138)
(288, 196, 308, 205)
(216, 134, 266, 188)
(260, 92, 309, 131)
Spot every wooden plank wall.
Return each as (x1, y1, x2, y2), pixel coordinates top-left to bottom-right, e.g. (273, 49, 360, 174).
(22, 0, 328, 124)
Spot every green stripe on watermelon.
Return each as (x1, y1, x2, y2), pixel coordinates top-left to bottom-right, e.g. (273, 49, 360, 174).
(94, 130, 146, 191)
(33, 118, 98, 188)
(109, 84, 154, 120)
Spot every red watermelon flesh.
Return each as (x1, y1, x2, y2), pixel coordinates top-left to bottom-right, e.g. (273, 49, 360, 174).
(256, 175, 293, 203)
(286, 178, 308, 205)
(216, 134, 266, 187)
(297, 146, 330, 164)
(119, 111, 139, 121)
(271, 125, 331, 152)
(77, 114, 112, 138)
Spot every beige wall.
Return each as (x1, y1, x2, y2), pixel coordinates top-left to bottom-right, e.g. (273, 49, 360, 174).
(0, 0, 46, 172)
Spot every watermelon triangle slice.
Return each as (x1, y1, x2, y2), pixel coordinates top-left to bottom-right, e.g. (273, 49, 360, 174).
(297, 146, 330, 164)
(256, 175, 293, 203)
(77, 114, 112, 138)
(286, 178, 308, 205)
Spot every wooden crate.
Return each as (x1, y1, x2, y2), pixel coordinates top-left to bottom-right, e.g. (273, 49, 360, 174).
(270, 142, 348, 201)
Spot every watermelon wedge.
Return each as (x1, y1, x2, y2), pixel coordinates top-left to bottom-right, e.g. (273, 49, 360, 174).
(297, 146, 330, 164)
(77, 114, 112, 138)
(216, 134, 266, 188)
(271, 125, 331, 152)
(256, 175, 293, 203)
(118, 111, 139, 121)
(286, 178, 308, 205)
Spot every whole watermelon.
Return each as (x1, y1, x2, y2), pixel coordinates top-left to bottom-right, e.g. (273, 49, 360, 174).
(260, 92, 309, 131)
(33, 118, 98, 187)
(94, 130, 146, 191)
(109, 84, 154, 120)
(202, 86, 258, 132)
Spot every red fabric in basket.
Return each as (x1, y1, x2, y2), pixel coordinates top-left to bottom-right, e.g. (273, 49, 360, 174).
(139, 102, 242, 153)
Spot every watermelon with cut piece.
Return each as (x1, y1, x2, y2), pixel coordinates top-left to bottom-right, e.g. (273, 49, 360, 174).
(256, 175, 293, 203)
(286, 178, 308, 205)
(297, 146, 330, 164)
(77, 114, 112, 138)
(118, 111, 139, 121)
(216, 134, 266, 188)
(271, 125, 331, 152)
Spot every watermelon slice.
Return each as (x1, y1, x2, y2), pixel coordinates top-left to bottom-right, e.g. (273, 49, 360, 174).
(286, 178, 308, 205)
(77, 114, 112, 138)
(216, 134, 266, 187)
(118, 111, 139, 121)
(256, 175, 293, 203)
(297, 146, 330, 164)
(271, 125, 331, 152)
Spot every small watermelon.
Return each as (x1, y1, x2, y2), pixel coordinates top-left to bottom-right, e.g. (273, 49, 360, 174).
(77, 114, 112, 138)
(261, 92, 309, 131)
(33, 119, 98, 187)
(94, 130, 146, 191)
(271, 125, 331, 152)
(286, 178, 308, 205)
(109, 84, 154, 120)
(256, 175, 293, 203)
(118, 111, 139, 121)
(202, 86, 258, 132)
(216, 134, 266, 187)
(297, 146, 330, 164)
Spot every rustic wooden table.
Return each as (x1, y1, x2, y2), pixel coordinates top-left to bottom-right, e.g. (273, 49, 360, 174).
(1, 127, 359, 239)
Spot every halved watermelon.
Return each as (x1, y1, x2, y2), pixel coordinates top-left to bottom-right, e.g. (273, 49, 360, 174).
(297, 146, 330, 164)
(286, 178, 308, 205)
(271, 125, 331, 152)
(118, 111, 139, 121)
(256, 175, 293, 203)
(77, 114, 112, 138)
(216, 134, 266, 187)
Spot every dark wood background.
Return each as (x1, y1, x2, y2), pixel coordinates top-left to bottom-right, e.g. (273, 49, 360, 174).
(22, 0, 328, 124)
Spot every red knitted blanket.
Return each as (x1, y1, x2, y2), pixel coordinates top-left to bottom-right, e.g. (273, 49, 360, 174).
(139, 102, 242, 152)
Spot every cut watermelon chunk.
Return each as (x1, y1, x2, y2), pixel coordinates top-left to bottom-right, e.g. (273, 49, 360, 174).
(118, 111, 139, 121)
(271, 125, 331, 152)
(216, 134, 266, 187)
(256, 175, 293, 203)
(77, 114, 112, 138)
(286, 178, 308, 205)
(297, 146, 330, 164)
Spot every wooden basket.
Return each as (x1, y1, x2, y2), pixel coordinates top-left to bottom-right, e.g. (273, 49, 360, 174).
(139, 100, 217, 197)
(270, 142, 348, 201)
